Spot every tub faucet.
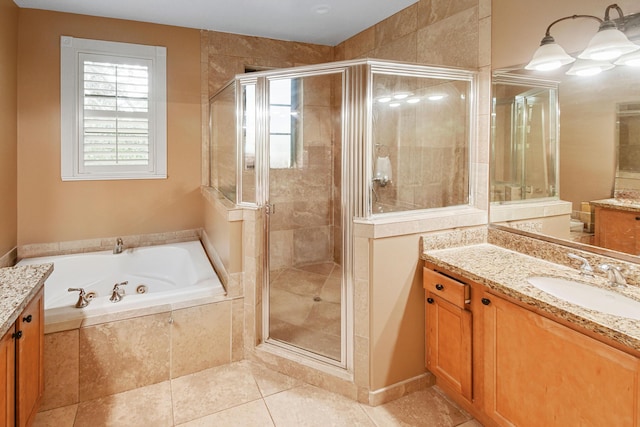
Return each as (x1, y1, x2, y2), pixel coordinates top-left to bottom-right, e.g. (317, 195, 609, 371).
(598, 264, 627, 288)
(109, 281, 128, 303)
(68, 287, 90, 308)
(567, 253, 594, 276)
(113, 238, 123, 254)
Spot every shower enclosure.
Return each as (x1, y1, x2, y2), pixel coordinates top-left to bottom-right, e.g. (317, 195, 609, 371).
(209, 59, 476, 367)
(491, 74, 559, 203)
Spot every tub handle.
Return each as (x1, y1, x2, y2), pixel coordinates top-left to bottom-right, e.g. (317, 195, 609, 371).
(68, 287, 90, 308)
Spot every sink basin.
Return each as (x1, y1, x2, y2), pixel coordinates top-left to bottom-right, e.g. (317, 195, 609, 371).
(527, 276, 640, 320)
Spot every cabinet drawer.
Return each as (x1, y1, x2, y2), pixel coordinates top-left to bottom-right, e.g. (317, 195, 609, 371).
(423, 268, 470, 308)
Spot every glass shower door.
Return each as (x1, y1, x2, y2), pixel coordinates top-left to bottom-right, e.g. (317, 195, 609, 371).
(266, 72, 344, 362)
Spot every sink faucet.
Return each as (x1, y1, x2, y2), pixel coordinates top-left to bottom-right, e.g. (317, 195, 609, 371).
(109, 281, 128, 303)
(68, 287, 90, 308)
(567, 253, 594, 276)
(598, 264, 627, 287)
(113, 237, 123, 254)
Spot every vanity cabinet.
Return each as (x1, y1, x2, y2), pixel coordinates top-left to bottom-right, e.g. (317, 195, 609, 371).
(0, 288, 44, 427)
(423, 268, 472, 401)
(482, 290, 640, 427)
(594, 207, 640, 254)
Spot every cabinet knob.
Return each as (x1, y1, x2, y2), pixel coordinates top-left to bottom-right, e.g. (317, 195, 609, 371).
(23, 314, 33, 323)
(481, 298, 491, 306)
(427, 297, 434, 304)
(435, 284, 444, 291)
(12, 331, 22, 340)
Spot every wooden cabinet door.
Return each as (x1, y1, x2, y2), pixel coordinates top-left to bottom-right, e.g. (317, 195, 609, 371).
(594, 207, 640, 254)
(0, 327, 15, 427)
(426, 294, 472, 401)
(15, 289, 44, 427)
(483, 291, 640, 427)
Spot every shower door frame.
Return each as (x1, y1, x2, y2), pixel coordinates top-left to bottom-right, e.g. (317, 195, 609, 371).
(241, 61, 363, 370)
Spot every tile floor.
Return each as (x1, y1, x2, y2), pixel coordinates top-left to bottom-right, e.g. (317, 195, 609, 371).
(33, 360, 483, 427)
(269, 262, 342, 360)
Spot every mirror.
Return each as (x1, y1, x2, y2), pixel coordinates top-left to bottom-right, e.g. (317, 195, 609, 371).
(490, 0, 640, 260)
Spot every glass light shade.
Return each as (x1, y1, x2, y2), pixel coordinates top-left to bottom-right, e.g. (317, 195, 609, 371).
(615, 50, 640, 66)
(565, 59, 615, 76)
(525, 42, 576, 71)
(578, 27, 640, 61)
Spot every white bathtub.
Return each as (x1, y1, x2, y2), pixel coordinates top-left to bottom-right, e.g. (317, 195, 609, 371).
(17, 240, 226, 329)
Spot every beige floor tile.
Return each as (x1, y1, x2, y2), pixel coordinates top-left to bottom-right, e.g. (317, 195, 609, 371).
(269, 318, 341, 360)
(296, 262, 335, 276)
(319, 274, 342, 304)
(176, 399, 274, 427)
(171, 361, 262, 425)
(33, 404, 78, 427)
(79, 313, 170, 401)
(264, 384, 375, 426)
(303, 300, 341, 336)
(457, 420, 484, 427)
(74, 381, 173, 427)
(360, 388, 473, 427)
(249, 361, 303, 397)
(40, 330, 79, 411)
(171, 301, 232, 378)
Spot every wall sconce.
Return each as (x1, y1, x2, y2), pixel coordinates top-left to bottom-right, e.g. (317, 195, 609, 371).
(525, 3, 639, 73)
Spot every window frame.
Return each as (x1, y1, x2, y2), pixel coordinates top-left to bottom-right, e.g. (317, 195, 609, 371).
(60, 36, 167, 181)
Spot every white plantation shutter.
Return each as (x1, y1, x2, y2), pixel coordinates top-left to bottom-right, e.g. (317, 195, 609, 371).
(61, 37, 166, 180)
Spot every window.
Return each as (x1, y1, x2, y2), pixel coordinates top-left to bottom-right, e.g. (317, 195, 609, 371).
(61, 36, 167, 180)
(269, 78, 300, 169)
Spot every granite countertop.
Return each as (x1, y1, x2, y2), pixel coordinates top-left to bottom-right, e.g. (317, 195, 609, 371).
(422, 244, 640, 353)
(590, 198, 640, 213)
(0, 264, 53, 337)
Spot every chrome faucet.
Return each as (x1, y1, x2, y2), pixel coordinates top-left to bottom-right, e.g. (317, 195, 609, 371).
(567, 253, 594, 276)
(68, 287, 90, 308)
(109, 281, 128, 303)
(113, 237, 123, 254)
(598, 264, 627, 287)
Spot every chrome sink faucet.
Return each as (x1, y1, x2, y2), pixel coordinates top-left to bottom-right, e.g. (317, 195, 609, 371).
(109, 281, 128, 303)
(113, 237, 123, 254)
(598, 264, 627, 288)
(567, 253, 594, 276)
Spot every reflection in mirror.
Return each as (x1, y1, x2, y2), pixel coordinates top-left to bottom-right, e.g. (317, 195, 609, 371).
(491, 0, 640, 262)
(491, 75, 558, 204)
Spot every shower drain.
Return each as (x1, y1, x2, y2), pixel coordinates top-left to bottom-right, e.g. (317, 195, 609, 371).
(313, 296, 321, 302)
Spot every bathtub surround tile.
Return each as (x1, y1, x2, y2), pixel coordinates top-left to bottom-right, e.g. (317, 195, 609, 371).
(40, 330, 79, 411)
(231, 298, 245, 362)
(176, 400, 274, 427)
(32, 404, 78, 427)
(171, 361, 262, 425)
(171, 301, 232, 378)
(264, 384, 374, 426)
(74, 381, 173, 427)
(79, 313, 171, 401)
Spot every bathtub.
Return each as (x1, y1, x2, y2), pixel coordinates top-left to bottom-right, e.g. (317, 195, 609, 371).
(17, 240, 226, 329)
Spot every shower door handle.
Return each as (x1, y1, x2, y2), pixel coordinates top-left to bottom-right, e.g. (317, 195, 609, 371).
(265, 204, 276, 215)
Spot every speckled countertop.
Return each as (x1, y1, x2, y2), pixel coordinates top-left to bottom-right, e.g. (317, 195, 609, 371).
(590, 198, 640, 213)
(0, 264, 52, 337)
(422, 244, 640, 353)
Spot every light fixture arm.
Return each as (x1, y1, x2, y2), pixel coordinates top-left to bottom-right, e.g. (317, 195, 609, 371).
(541, 15, 603, 45)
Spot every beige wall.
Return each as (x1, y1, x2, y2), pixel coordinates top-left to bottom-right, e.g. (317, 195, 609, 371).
(0, 0, 18, 258)
(17, 10, 203, 245)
